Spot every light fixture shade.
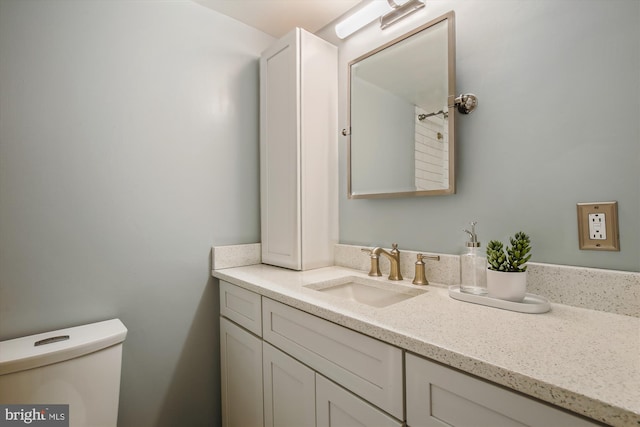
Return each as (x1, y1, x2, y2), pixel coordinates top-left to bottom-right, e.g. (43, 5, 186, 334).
(380, 0, 425, 29)
(335, 1, 393, 39)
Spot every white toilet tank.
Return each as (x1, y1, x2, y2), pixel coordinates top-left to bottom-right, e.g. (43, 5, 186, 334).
(0, 319, 127, 427)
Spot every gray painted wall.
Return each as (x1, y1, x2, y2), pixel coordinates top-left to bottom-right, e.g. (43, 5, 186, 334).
(0, 1, 273, 426)
(319, 0, 640, 272)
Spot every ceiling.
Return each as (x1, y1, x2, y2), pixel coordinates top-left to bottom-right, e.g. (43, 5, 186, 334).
(193, 0, 362, 39)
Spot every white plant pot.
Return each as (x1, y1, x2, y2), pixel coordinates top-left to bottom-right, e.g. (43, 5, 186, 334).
(486, 269, 527, 302)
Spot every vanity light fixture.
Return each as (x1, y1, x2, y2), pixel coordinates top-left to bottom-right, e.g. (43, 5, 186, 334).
(380, 0, 425, 29)
(335, 0, 425, 40)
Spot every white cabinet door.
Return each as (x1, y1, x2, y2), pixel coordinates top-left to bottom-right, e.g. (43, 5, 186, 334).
(260, 27, 337, 271)
(263, 342, 316, 427)
(406, 353, 599, 427)
(316, 375, 402, 427)
(260, 28, 300, 270)
(220, 318, 263, 427)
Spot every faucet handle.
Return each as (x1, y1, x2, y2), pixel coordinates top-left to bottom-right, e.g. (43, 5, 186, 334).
(417, 253, 440, 262)
(361, 248, 382, 277)
(413, 253, 440, 285)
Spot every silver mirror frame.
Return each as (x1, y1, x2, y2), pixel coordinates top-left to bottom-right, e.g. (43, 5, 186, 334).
(347, 11, 456, 199)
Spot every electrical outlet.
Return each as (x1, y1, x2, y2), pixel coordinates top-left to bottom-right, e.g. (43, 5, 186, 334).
(587, 213, 606, 240)
(577, 202, 620, 251)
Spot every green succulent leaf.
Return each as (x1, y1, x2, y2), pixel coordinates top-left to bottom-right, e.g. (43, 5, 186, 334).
(487, 232, 532, 272)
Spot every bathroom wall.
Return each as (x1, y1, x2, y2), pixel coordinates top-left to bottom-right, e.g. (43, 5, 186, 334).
(318, 0, 640, 272)
(0, 1, 272, 426)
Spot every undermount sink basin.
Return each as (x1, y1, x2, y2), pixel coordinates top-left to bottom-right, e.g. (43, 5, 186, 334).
(305, 276, 426, 308)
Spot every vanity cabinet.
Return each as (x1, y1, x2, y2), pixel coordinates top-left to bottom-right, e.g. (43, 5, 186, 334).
(405, 353, 600, 427)
(259, 27, 338, 271)
(220, 280, 601, 427)
(220, 281, 402, 427)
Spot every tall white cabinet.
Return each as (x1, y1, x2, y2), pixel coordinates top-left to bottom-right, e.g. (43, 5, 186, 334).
(260, 28, 338, 271)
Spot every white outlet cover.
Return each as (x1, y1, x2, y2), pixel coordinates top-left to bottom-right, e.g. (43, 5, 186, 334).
(588, 213, 607, 240)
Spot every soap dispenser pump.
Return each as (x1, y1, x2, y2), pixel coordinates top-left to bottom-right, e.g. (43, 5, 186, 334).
(460, 221, 487, 295)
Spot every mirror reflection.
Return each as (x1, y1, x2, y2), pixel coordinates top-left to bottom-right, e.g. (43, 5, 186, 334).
(348, 11, 455, 198)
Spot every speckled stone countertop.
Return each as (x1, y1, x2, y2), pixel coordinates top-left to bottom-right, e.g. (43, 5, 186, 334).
(212, 263, 640, 427)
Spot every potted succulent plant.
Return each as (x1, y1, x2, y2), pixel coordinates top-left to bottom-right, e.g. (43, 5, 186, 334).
(486, 232, 532, 302)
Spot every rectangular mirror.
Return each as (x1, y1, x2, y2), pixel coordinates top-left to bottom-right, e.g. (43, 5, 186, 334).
(347, 11, 455, 199)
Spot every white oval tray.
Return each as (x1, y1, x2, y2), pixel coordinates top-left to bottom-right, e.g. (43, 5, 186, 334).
(448, 286, 551, 314)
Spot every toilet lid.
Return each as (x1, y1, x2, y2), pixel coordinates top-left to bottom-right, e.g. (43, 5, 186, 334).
(0, 318, 127, 375)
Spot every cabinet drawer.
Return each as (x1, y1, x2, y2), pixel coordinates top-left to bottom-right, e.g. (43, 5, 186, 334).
(262, 298, 403, 419)
(220, 281, 262, 336)
(406, 353, 599, 427)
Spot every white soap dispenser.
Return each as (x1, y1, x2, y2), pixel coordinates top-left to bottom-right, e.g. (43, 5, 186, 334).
(460, 221, 487, 295)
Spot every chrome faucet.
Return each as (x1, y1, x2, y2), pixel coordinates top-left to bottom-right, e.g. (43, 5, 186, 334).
(362, 243, 403, 281)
